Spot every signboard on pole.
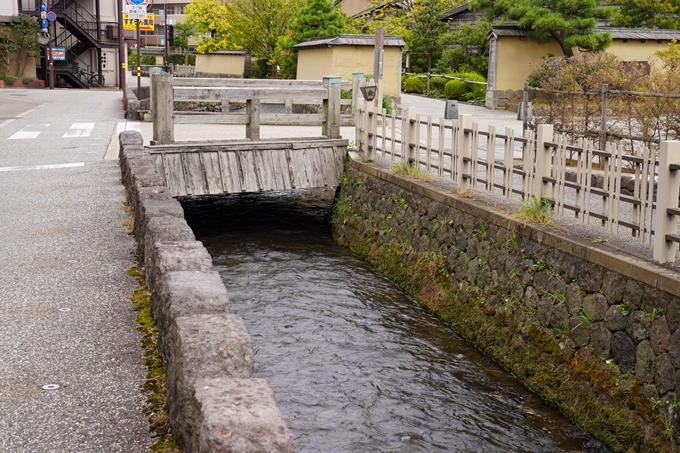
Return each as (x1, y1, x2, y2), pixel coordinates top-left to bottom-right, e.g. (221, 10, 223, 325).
(123, 14, 155, 31)
(126, 5, 146, 19)
(47, 47, 66, 61)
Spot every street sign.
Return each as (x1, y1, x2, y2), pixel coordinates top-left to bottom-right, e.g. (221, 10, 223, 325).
(126, 5, 146, 19)
(46, 11, 57, 21)
(47, 47, 66, 61)
(123, 14, 155, 31)
(126, 0, 149, 6)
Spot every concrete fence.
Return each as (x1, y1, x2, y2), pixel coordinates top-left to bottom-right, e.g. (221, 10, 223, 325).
(118, 130, 294, 453)
(356, 103, 680, 264)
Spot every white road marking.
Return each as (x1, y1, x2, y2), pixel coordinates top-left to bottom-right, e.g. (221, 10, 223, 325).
(8, 124, 50, 139)
(0, 104, 45, 130)
(116, 121, 141, 134)
(0, 162, 85, 172)
(63, 122, 95, 137)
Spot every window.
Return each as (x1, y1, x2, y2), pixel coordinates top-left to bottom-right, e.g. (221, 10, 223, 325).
(178, 6, 185, 14)
(166, 6, 175, 14)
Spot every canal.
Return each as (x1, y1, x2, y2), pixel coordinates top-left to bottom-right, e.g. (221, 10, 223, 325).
(179, 189, 608, 453)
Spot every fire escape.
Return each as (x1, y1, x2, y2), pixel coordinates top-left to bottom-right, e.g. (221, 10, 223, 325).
(20, 0, 119, 88)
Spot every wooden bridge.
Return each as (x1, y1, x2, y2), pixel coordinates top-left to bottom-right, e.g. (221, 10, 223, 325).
(145, 74, 351, 196)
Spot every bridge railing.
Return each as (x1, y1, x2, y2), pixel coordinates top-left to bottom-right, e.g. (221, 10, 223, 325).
(150, 73, 344, 144)
(355, 99, 680, 264)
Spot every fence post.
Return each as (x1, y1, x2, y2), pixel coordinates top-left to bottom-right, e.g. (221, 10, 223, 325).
(352, 72, 364, 120)
(151, 72, 173, 145)
(456, 114, 472, 192)
(246, 98, 260, 141)
(600, 83, 608, 151)
(653, 141, 680, 264)
(366, 100, 375, 160)
(405, 107, 417, 166)
(355, 97, 365, 152)
(323, 75, 341, 139)
(533, 123, 554, 199)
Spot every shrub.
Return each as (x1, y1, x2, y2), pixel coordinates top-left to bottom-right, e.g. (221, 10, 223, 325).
(4, 75, 16, 85)
(429, 76, 449, 92)
(402, 75, 426, 94)
(21, 76, 32, 84)
(444, 79, 468, 100)
(167, 53, 196, 65)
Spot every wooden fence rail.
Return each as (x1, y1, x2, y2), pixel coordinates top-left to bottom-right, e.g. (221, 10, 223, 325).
(151, 73, 344, 144)
(356, 100, 680, 264)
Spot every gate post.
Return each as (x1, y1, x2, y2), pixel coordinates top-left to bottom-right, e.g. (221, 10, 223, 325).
(152, 72, 174, 145)
(323, 75, 341, 139)
(352, 72, 364, 124)
(654, 141, 680, 264)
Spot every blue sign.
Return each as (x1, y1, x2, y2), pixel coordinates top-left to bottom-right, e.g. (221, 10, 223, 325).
(127, 0, 149, 5)
(41, 2, 47, 11)
(46, 11, 56, 21)
(41, 19, 47, 29)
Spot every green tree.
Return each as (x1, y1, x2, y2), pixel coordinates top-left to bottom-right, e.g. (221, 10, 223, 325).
(435, 18, 491, 74)
(173, 22, 195, 64)
(470, 0, 615, 57)
(406, 0, 450, 75)
(226, 0, 303, 76)
(0, 23, 13, 71)
(184, 0, 232, 53)
(278, 0, 347, 78)
(607, 0, 680, 29)
(10, 14, 42, 77)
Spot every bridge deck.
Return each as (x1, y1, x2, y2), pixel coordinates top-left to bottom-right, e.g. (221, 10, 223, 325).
(147, 138, 348, 196)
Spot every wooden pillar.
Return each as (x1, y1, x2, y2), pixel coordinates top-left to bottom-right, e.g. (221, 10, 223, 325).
(533, 124, 554, 199)
(352, 72, 364, 123)
(404, 107, 416, 166)
(152, 72, 174, 145)
(653, 141, 680, 264)
(456, 114, 472, 191)
(246, 99, 260, 141)
(323, 74, 341, 139)
(366, 101, 375, 161)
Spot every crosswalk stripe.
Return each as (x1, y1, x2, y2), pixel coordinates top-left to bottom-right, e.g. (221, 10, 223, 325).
(0, 162, 85, 172)
(63, 122, 95, 138)
(8, 124, 50, 140)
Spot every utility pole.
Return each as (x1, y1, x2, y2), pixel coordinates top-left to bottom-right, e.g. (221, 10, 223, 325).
(45, 0, 54, 89)
(118, 0, 127, 107)
(164, 0, 169, 72)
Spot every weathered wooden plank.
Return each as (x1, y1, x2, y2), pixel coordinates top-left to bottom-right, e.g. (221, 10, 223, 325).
(238, 150, 260, 192)
(219, 151, 242, 193)
(303, 147, 325, 188)
(172, 78, 326, 88)
(183, 152, 208, 195)
(271, 150, 293, 190)
(253, 150, 276, 191)
(152, 154, 165, 183)
(202, 151, 224, 194)
(174, 87, 328, 102)
(288, 149, 309, 189)
(148, 138, 347, 154)
(174, 114, 250, 125)
(164, 153, 188, 196)
(260, 113, 325, 124)
(319, 146, 340, 186)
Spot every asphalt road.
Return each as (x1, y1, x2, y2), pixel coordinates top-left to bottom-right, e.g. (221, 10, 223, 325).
(0, 87, 151, 452)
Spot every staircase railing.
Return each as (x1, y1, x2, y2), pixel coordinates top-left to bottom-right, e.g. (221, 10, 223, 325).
(51, 0, 99, 44)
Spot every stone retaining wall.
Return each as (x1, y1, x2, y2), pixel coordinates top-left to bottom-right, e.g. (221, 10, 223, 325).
(119, 131, 294, 453)
(333, 155, 680, 452)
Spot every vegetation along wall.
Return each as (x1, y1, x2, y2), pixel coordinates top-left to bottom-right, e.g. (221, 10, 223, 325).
(332, 157, 680, 453)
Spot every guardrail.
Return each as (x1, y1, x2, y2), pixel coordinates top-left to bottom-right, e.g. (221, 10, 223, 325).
(356, 99, 680, 264)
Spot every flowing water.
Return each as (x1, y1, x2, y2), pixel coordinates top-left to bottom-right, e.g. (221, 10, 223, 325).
(179, 189, 608, 453)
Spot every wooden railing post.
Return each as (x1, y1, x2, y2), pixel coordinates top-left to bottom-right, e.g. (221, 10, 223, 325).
(404, 107, 416, 166)
(366, 100, 375, 160)
(355, 97, 365, 152)
(323, 75, 341, 139)
(456, 114, 472, 192)
(653, 141, 680, 264)
(352, 72, 364, 118)
(246, 98, 260, 141)
(151, 72, 174, 145)
(533, 123, 554, 199)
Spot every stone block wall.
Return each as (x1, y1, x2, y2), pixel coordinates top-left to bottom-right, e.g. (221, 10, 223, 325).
(333, 156, 680, 452)
(119, 131, 294, 453)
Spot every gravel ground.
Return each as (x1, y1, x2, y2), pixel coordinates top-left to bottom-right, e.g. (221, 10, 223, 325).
(0, 88, 151, 452)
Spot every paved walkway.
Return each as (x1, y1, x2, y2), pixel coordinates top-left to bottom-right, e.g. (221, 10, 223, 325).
(0, 87, 151, 452)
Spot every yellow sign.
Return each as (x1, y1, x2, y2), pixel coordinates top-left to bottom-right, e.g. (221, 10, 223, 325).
(123, 14, 155, 31)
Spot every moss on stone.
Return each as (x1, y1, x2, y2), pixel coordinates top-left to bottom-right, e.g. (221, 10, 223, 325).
(332, 166, 677, 453)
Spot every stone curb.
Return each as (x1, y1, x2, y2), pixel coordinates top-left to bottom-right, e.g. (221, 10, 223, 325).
(118, 131, 294, 453)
